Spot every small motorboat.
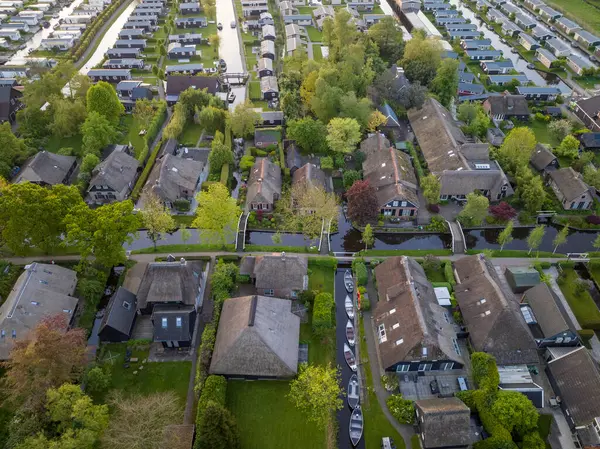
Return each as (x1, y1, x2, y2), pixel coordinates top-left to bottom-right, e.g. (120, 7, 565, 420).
(345, 295, 354, 320)
(344, 270, 354, 293)
(344, 343, 357, 371)
(348, 374, 359, 409)
(349, 406, 363, 446)
(346, 319, 355, 346)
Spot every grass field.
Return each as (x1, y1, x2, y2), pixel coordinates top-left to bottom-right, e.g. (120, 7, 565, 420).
(44, 133, 83, 154)
(179, 122, 203, 146)
(557, 268, 600, 330)
(306, 26, 323, 42)
(227, 381, 326, 449)
(313, 44, 323, 61)
(308, 262, 335, 295)
(119, 115, 146, 159)
(249, 81, 261, 100)
(544, 0, 600, 37)
(526, 119, 560, 147)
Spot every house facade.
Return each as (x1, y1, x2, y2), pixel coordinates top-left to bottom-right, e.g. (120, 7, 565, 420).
(548, 167, 594, 210)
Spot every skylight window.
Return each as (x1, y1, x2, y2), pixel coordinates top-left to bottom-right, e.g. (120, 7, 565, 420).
(176, 317, 182, 328)
(162, 318, 168, 328)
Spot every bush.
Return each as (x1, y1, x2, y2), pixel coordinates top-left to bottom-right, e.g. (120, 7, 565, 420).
(587, 215, 600, 225)
(489, 202, 517, 221)
(353, 261, 368, 286)
(422, 254, 441, 273)
(426, 216, 448, 233)
(196, 375, 227, 426)
(236, 274, 251, 284)
(359, 296, 370, 311)
(320, 156, 333, 170)
(131, 137, 164, 200)
(144, 100, 168, 154)
(240, 154, 255, 171)
(298, 289, 316, 310)
(444, 261, 456, 287)
(173, 199, 191, 212)
(312, 292, 334, 334)
(220, 163, 229, 186)
(195, 324, 217, 394)
(386, 395, 415, 424)
(471, 352, 499, 391)
(343, 170, 361, 188)
(84, 366, 111, 395)
(578, 329, 595, 344)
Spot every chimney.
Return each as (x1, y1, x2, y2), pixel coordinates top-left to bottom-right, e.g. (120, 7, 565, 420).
(180, 257, 186, 265)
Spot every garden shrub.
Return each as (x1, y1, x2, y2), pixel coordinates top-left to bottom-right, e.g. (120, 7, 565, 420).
(173, 199, 190, 212)
(131, 138, 164, 199)
(196, 375, 227, 426)
(578, 329, 595, 344)
(195, 323, 216, 394)
(298, 289, 316, 310)
(312, 292, 334, 334)
(426, 216, 448, 233)
(240, 154, 255, 171)
(387, 395, 415, 424)
(201, 181, 218, 191)
(359, 296, 370, 311)
(558, 260, 575, 269)
(320, 156, 333, 170)
(353, 261, 368, 286)
(427, 204, 440, 213)
(471, 352, 499, 391)
(220, 163, 229, 186)
(236, 274, 251, 284)
(444, 261, 456, 287)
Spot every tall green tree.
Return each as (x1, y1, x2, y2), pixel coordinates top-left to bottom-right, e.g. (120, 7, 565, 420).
(229, 101, 261, 138)
(286, 117, 328, 154)
(431, 59, 459, 108)
(140, 192, 176, 249)
(326, 117, 361, 154)
(516, 166, 546, 214)
(554, 135, 579, 160)
(421, 174, 441, 205)
(497, 127, 537, 175)
(133, 98, 158, 131)
(548, 119, 572, 142)
(196, 402, 240, 449)
(458, 193, 489, 227)
(64, 200, 140, 267)
(362, 224, 374, 250)
(86, 81, 124, 125)
(339, 92, 372, 131)
(80, 111, 118, 157)
(0, 122, 30, 178)
(553, 225, 569, 254)
(527, 225, 545, 255)
(208, 141, 234, 175)
(492, 390, 539, 436)
(192, 183, 240, 246)
(367, 16, 404, 63)
(48, 97, 87, 138)
(400, 32, 442, 86)
(497, 220, 514, 251)
(288, 363, 343, 429)
(196, 105, 228, 135)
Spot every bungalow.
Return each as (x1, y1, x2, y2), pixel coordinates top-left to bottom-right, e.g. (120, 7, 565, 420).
(106, 47, 141, 58)
(373, 257, 464, 373)
(168, 33, 203, 44)
(165, 74, 220, 104)
(397, 0, 420, 12)
(581, 133, 600, 151)
(18, 9, 43, 18)
(1, 22, 28, 32)
(537, 5, 561, 20)
(114, 39, 146, 49)
(545, 37, 570, 57)
(567, 54, 595, 75)
(363, 146, 419, 220)
(459, 72, 475, 83)
(546, 347, 600, 448)
(555, 17, 580, 35)
(445, 23, 478, 32)
(119, 28, 146, 40)
(436, 16, 466, 25)
(483, 93, 530, 120)
(175, 16, 207, 28)
(210, 296, 301, 378)
(241, 0, 268, 16)
(40, 37, 75, 50)
(283, 14, 312, 26)
(488, 74, 529, 85)
(167, 43, 196, 59)
(346, 0, 374, 11)
(132, 7, 163, 16)
(535, 47, 557, 68)
(531, 24, 554, 40)
(88, 69, 132, 82)
(0, 83, 21, 122)
(179, 1, 200, 14)
(262, 23, 275, 40)
(103, 58, 145, 69)
(285, 23, 304, 39)
(146, 153, 204, 208)
(313, 4, 334, 19)
(516, 86, 561, 101)
(453, 254, 538, 366)
(499, 1, 519, 15)
(240, 254, 307, 299)
(448, 30, 481, 40)
(422, 2, 447, 11)
(548, 167, 594, 210)
(518, 32, 540, 51)
(523, 0, 543, 10)
(481, 60, 515, 74)
(260, 75, 278, 100)
(63, 14, 92, 23)
(128, 15, 159, 25)
(259, 11, 274, 26)
(116, 79, 143, 98)
(259, 110, 284, 126)
(165, 63, 204, 75)
(458, 82, 484, 95)
(279, 0, 297, 16)
(0, 29, 20, 40)
(364, 14, 385, 27)
(9, 16, 38, 26)
(515, 13, 537, 30)
(120, 86, 152, 110)
(286, 36, 305, 56)
(123, 21, 155, 32)
(257, 57, 273, 77)
(30, 2, 49, 11)
(415, 398, 472, 449)
(246, 157, 281, 211)
(461, 38, 492, 51)
(573, 29, 600, 48)
(14, 151, 76, 186)
(0, 7, 16, 15)
(260, 39, 275, 59)
(434, 8, 460, 17)
(500, 19, 522, 37)
(574, 96, 600, 132)
(465, 49, 502, 60)
(530, 143, 558, 172)
(86, 146, 139, 205)
(487, 9, 506, 23)
(254, 128, 281, 149)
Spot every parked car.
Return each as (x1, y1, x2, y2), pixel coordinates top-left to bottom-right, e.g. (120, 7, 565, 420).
(217, 22, 223, 30)
(230, 20, 236, 28)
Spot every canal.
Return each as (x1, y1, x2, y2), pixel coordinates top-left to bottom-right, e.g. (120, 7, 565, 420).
(448, 0, 571, 94)
(216, 0, 246, 108)
(335, 266, 366, 449)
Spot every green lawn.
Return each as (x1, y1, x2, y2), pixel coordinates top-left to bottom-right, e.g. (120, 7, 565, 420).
(308, 262, 335, 295)
(526, 120, 560, 147)
(249, 81, 261, 100)
(297, 5, 314, 14)
(44, 133, 83, 154)
(544, 0, 600, 37)
(99, 343, 190, 407)
(227, 381, 326, 449)
(131, 243, 235, 254)
(359, 318, 406, 449)
(118, 115, 146, 159)
(172, 215, 195, 227)
(179, 121, 204, 146)
(557, 268, 600, 330)
(306, 26, 322, 42)
(313, 44, 323, 61)
(574, 75, 600, 90)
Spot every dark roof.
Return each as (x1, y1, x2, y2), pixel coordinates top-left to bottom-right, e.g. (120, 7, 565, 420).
(530, 144, 556, 171)
(378, 103, 400, 127)
(374, 257, 464, 370)
(147, 153, 204, 203)
(523, 283, 571, 338)
(581, 133, 600, 149)
(0, 85, 20, 121)
(453, 255, 538, 365)
(504, 266, 540, 288)
(15, 151, 76, 185)
(484, 94, 530, 116)
(415, 398, 471, 448)
(152, 304, 195, 342)
(137, 260, 204, 310)
(255, 128, 281, 144)
(166, 74, 219, 96)
(210, 295, 300, 377)
(99, 287, 137, 338)
(548, 347, 600, 426)
(359, 132, 390, 157)
(286, 142, 304, 170)
(88, 147, 139, 192)
(131, 86, 152, 100)
(252, 254, 308, 291)
(292, 163, 329, 192)
(246, 158, 281, 207)
(549, 167, 591, 203)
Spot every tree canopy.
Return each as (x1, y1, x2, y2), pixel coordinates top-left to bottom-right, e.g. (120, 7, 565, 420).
(192, 183, 240, 246)
(86, 81, 124, 125)
(346, 180, 379, 225)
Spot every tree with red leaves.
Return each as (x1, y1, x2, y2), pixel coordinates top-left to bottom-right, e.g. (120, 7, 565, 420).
(3, 314, 87, 412)
(346, 180, 379, 226)
(489, 201, 517, 222)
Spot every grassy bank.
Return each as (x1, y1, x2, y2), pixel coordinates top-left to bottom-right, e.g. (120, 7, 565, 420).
(556, 268, 600, 330)
(131, 243, 235, 254)
(465, 249, 564, 258)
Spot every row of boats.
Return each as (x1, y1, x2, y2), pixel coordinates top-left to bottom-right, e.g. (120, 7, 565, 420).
(343, 270, 363, 447)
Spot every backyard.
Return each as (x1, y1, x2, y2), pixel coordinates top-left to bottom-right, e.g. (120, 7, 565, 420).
(44, 133, 83, 154)
(179, 122, 204, 146)
(557, 267, 600, 331)
(118, 115, 146, 159)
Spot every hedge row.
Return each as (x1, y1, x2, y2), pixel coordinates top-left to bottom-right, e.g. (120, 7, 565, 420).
(308, 257, 338, 268)
(353, 261, 368, 286)
(142, 101, 168, 159)
(196, 375, 227, 427)
(220, 164, 229, 186)
(131, 137, 164, 200)
(313, 292, 334, 334)
(444, 261, 456, 288)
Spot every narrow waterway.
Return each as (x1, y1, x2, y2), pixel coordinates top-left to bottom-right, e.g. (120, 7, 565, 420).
(335, 267, 366, 449)
(216, 0, 246, 107)
(7, 0, 85, 65)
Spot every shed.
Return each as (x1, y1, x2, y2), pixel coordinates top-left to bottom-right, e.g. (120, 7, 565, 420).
(504, 266, 540, 293)
(98, 287, 137, 342)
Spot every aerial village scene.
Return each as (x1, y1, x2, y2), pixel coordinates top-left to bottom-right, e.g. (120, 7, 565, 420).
(1, 0, 600, 446)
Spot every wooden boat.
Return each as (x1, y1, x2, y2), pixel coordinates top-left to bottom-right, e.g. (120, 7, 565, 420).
(344, 270, 354, 293)
(346, 319, 355, 346)
(349, 406, 363, 446)
(345, 295, 354, 320)
(347, 374, 359, 409)
(344, 343, 357, 371)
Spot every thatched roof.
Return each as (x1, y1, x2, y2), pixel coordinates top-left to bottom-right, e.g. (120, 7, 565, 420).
(210, 295, 300, 377)
(246, 158, 281, 207)
(549, 167, 591, 203)
(415, 398, 471, 448)
(253, 254, 308, 291)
